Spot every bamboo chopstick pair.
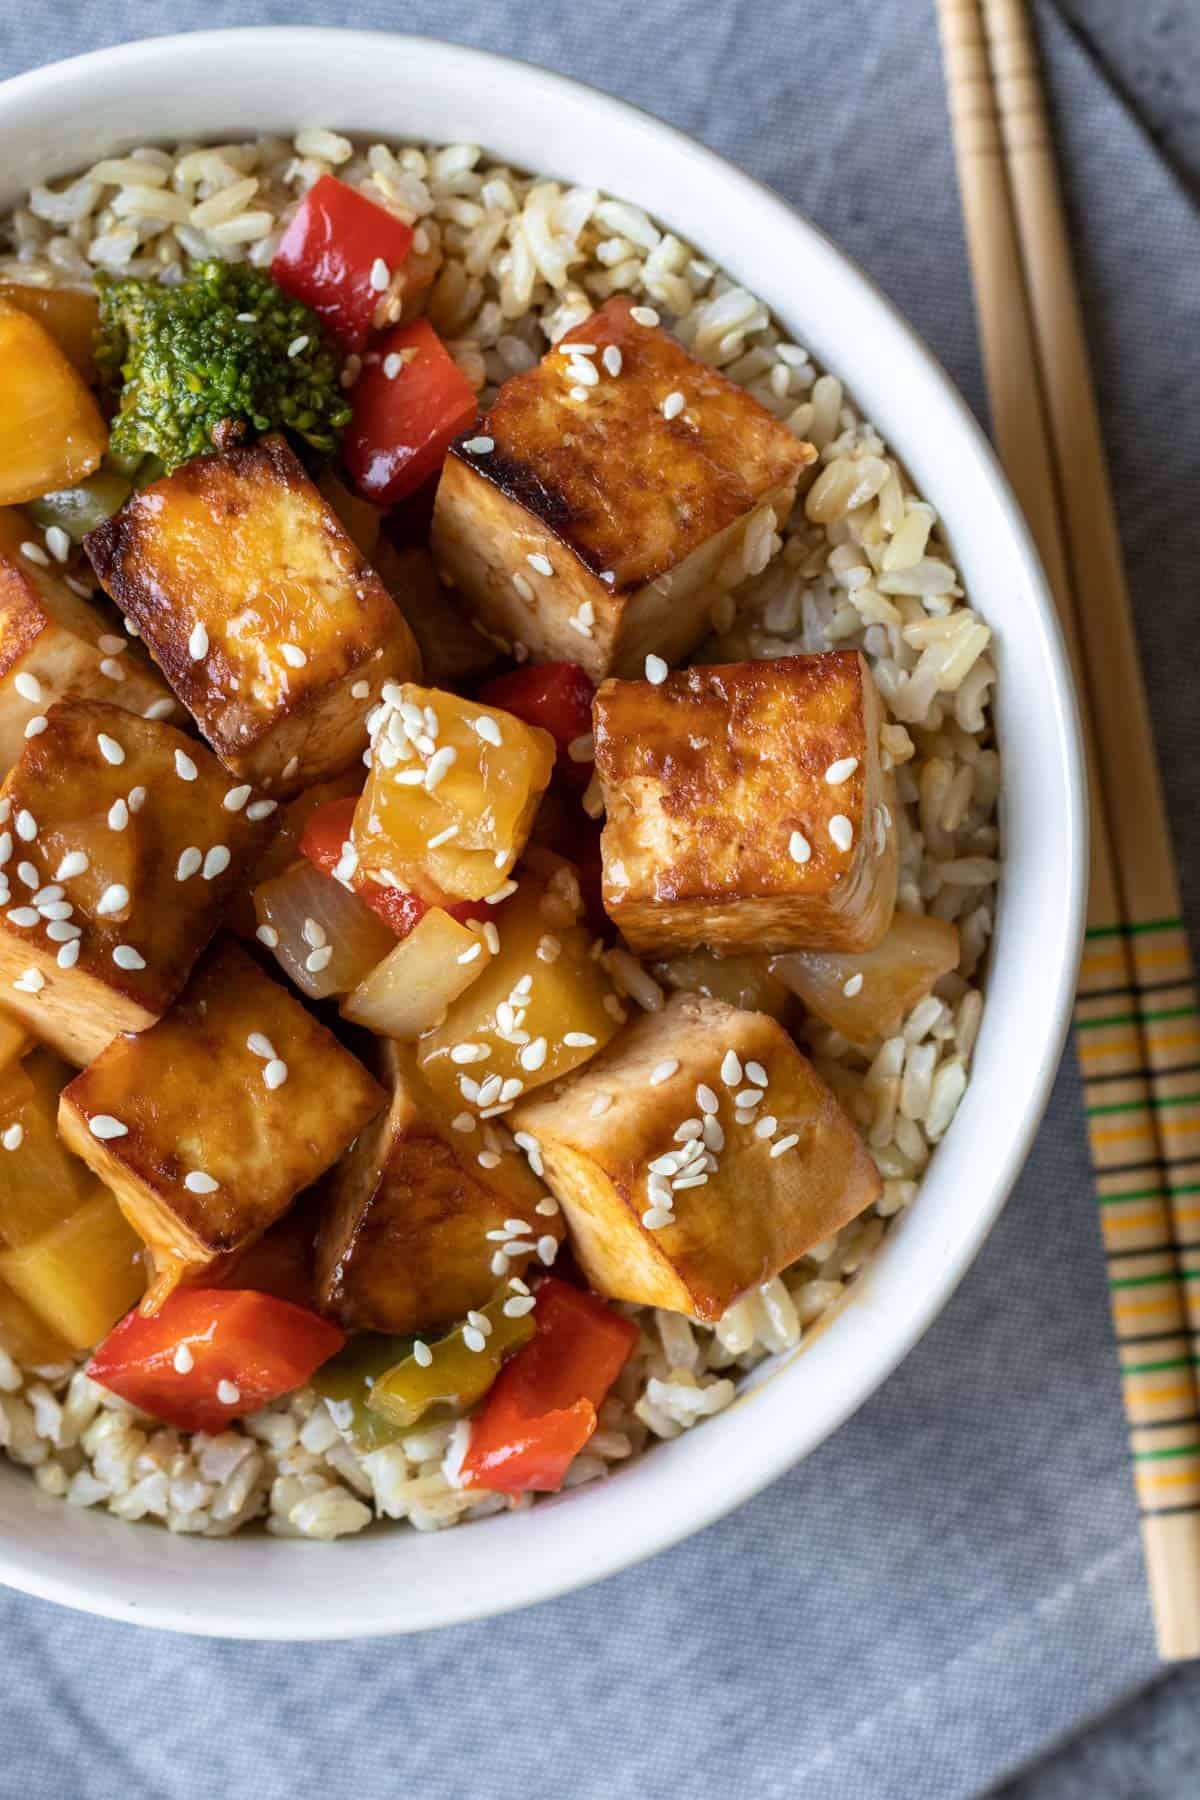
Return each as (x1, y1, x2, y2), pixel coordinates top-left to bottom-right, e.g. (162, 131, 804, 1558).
(934, 0, 1200, 1660)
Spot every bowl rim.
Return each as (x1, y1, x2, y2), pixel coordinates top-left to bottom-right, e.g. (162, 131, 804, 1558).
(0, 25, 1087, 1639)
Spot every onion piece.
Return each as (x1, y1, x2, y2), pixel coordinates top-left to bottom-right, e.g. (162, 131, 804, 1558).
(772, 912, 960, 1047)
(341, 908, 493, 1040)
(253, 859, 395, 1000)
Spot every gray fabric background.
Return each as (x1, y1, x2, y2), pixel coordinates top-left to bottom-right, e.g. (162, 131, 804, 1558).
(0, 3, 1197, 1795)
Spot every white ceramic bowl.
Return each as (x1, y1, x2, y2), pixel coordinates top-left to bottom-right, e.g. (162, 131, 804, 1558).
(0, 28, 1086, 1638)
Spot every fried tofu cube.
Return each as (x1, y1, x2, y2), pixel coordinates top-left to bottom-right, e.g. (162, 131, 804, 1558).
(514, 993, 881, 1321)
(0, 699, 272, 1064)
(594, 651, 898, 955)
(352, 682, 555, 901)
(430, 296, 814, 682)
(84, 433, 420, 795)
(58, 938, 384, 1300)
(0, 506, 179, 778)
(316, 1042, 559, 1335)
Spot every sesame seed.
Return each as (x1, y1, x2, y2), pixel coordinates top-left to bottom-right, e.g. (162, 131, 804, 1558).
(281, 644, 307, 669)
(143, 699, 175, 721)
(217, 1380, 241, 1405)
(512, 572, 534, 602)
(535, 1198, 558, 1219)
(247, 1033, 275, 1059)
(601, 344, 623, 377)
(99, 634, 126, 656)
(672, 1172, 709, 1190)
(649, 1059, 679, 1086)
(383, 352, 403, 379)
(1, 1123, 23, 1151)
(107, 798, 129, 831)
(97, 733, 124, 766)
(829, 814, 854, 852)
(395, 769, 425, 787)
(246, 800, 277, 822)
(282, 756, 300, 782)
(127, 787, 147, 813)
(630, 305, 659, 326)
(520, 1038, 548, 1073)
(19, 541, 49, 567)
(789, 831, 812, 865)
(642, 1206, 673, 1230)
(644, 654, 669, 685)
(588, 1093, 613, 1118)
(351, 680, 371, 700)
(662, 391, 686, 420)
(703, 1117, 725, 1152)
(696, 1084, 719, 1115)
(188, 621, 209, 661)
(735, 1088, 763, 1108)
(112, 945, 145, 971)
(12, 968, 43, 993)
(56, 940, 80, 969)
(536, 934, 561, 963)
(567, 733, 594, 763)
(202, 846, 230, 881)
(603, 994, 627, 1021)
(44, 525, 71, 563)
(568, 357, 598, 388)
(263, 1060, 288, 1090)
(287, 335, 309, 358)
(176, 847, 202, 882)
(483, 923, 500, 955)
(14, 810, 35, 842)
(424, 745, 456, 790)
(567, 612, 594, 638)
(184, 1170, 218, 1194)
(174, 750, 197, 782)
(477, 1150, 502, 1170)
(825, 756, 859, 785)
(305, 945, 333, 974)
(256, 924, 279, 949)
(427, 823, 459, 849)
(720, 1050, 742, 1087)
(564, 1032, 597, 1048)
(302, 916, 327, 949)
(369, 256, 390, 291)
(754, 1115, 778, 1139)
(44, 915, 78, 935)
(99, 658, 125, 683)
(16, 863, 37, 889)
(88, 1114, 127, 1141)
(477, 1074, 503, 1108)
(462, 435, 494, 454)
(6, 908, 38, 928)
(173, 1345, 194, 1374)
(463, 1327, 486, 1353)
(413, 1340, 433, 1368)
(842, 972, 864, 998)
(451, 1112, 476, 1133)
(23, 716, 47, 739)
(484, 881, 517, 904)
(95, 883, 129, 916)
(675, 1119, 703, 1141)
(450, 1043, 490, 1065)
(745, 1062, 768, 1087)
(537, 1235, 559, 1265)
(527, 552, 554, 577)
(503, 1294, 536, 1318)
(223, 785, 251, 812)
(770, 1134, 800, 1158)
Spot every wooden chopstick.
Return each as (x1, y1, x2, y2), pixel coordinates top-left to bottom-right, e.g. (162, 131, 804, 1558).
(934, 0, 1200, 1660)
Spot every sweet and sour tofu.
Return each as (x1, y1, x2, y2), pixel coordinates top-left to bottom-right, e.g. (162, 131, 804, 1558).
(58, 938, 384, 1303)
(431, 296, 815, 682)
(84, 433, 420, 795)
(594, 651, 898, 955)
(514, 993, 881, 1321)
(316, 1042, 560, 1335)
(0, 506, 178, 778)
(0, 699, 271, 1063)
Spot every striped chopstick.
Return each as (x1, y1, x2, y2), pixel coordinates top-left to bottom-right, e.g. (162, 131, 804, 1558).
(935, 0, 1200, 1659)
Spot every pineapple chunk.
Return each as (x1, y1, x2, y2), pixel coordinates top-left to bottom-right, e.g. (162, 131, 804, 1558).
(341, 907, 495, 1039)
(57, 938, 385, 1301)
(0, 506, 178, 777)
(316, 1041, 558, 1335)
(773, 912, 961, 1046)
(415, 877, 623, 1117)
(513, 993, 881, 1321)
(373, 541, 499, 688)
(652, 950, 793, 1021)
(0, 1002, 28, 1069)
(0, 304, 106, 505)
(595, 652, 898, 955)
(352, 682, 555, 901)
(84, 433, 421, 794)
(0, 1048, 145, 1348)
(430, 296, 814, 681)
(0, 698, 271, 1064)
(0, 283, 99, 382)
(0, 1280, 72, 1367)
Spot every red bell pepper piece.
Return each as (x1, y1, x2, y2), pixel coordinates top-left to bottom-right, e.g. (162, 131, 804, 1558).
(344, 318, 477, 504)
(299, 796, 489, 939)
(270, 174, 414, 352)
(479, 661, 596, 791)
(459, 1278, 639, 1493)
(87, 1289, 345, 1434)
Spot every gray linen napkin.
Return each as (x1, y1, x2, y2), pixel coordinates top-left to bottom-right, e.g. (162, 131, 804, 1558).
(0, 3, 1196, 1796)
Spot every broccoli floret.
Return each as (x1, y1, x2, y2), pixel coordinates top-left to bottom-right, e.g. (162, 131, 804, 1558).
(96, 262, 352, 475)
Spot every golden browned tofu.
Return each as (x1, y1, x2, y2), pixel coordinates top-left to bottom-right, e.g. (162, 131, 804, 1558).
(514, 993, 880, 1321)
(316, 1042, 559, 1335)
(594, 652, 898, 956)
(430, 296, 814, 682)
(0, 700, 272, 1064)
(58, 938, 384, 1301)
(84, 434, 420, 795)
(0, 506, 178, 777)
